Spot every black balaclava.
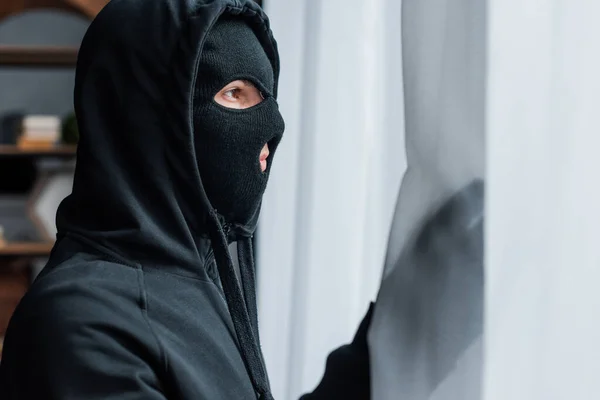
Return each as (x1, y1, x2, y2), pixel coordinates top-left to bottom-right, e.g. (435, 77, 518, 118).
(192, 16, 284, 400)
(193, 16, 284, 226)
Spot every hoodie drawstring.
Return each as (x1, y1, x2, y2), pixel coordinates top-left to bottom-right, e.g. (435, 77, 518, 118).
(238, 237, 271, 385)
(208, 211, 273, 400)
(237, 238, 260, 344)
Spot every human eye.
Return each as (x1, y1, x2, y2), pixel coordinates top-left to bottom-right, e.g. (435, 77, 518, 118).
(223, 88, 241, 99)
(215, 80, 264, 109)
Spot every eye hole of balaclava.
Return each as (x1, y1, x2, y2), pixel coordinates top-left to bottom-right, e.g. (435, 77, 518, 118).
(193, 16, 285, 226)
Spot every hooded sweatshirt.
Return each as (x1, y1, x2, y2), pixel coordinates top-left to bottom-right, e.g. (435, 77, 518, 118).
(0, 1, 376, 398)
(0, 0, 283, 399)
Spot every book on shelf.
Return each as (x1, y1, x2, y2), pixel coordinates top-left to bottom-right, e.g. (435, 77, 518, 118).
(19, 115, 61, 147)
(21, 115, 60, 132)
(16, 137, 58, 150)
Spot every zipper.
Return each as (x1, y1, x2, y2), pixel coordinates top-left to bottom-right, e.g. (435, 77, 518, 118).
(221, 216, 233, 243)
(222, 222, 231, 238)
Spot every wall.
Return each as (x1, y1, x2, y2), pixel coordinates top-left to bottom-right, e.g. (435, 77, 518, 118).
(0, 10, 88, 116)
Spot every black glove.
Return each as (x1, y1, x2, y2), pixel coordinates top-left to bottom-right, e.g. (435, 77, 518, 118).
(300, 303, 375, 400)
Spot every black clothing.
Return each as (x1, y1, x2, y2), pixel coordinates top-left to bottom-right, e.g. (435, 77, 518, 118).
(301, 304, 374, 400)
(0, 0, 280, 399)
(194, 17, 284, 225)
(0, 0, 372, 399)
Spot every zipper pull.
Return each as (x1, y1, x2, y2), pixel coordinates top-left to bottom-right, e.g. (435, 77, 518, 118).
(223, 223, 231, 236)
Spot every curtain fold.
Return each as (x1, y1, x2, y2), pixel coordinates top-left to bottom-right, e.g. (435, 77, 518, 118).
(369, 0, 486, 398)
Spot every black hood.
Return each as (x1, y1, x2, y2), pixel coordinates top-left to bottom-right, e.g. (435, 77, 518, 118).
(56, 0, 279, 267)
(55, 1, 280, 398)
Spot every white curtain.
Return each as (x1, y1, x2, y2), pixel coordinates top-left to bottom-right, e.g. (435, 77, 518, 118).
(369, 0, 600, 398)
(369, 0, 600, 399)
(485, 1, 600, 399)
(369, 0, 486, 398)
(262, 0, 600, 399)
(257, 0, 404, 398)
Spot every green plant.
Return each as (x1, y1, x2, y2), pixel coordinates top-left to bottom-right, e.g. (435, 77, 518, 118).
(61, 113, 79, 145)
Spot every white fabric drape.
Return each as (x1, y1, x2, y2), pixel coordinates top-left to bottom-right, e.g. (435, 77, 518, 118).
(258, 0, 404, 398)
(485, 1, 600, 399)
(369, 0, 486, 398)
(262, 0, 600, 399)
(370, 0, 600, 399)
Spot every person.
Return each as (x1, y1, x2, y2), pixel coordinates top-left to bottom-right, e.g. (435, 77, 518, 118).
(0, 0, 373, 399)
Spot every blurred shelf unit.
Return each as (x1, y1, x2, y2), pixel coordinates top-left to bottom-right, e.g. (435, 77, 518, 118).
(0, 0, 110, 23)
(0, 144, 77, 157)
(0, 0, 111, 359)
(0, 0, 114, 67)
(0, 45, 78, 68)
(0, 242, 54, 257)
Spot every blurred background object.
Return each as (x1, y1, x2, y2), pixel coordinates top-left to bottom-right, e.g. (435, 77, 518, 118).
(18, 115, 61, 149)
(61, 111, 78, 144)
(0, 0, 109, 360)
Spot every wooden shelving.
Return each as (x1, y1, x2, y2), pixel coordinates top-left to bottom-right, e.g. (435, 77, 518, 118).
(0, 45, 78, 67)
(0, 242, 54, 257)
(0, 0, 108, 356)
(0, 0, 110, 22)
(0, 144, 77, 157)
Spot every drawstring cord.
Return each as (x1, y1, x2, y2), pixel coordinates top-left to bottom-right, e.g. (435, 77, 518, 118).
(237, 238, 260, 345)
(208, 211, 273, 400)
(238, 237, 270, 386)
